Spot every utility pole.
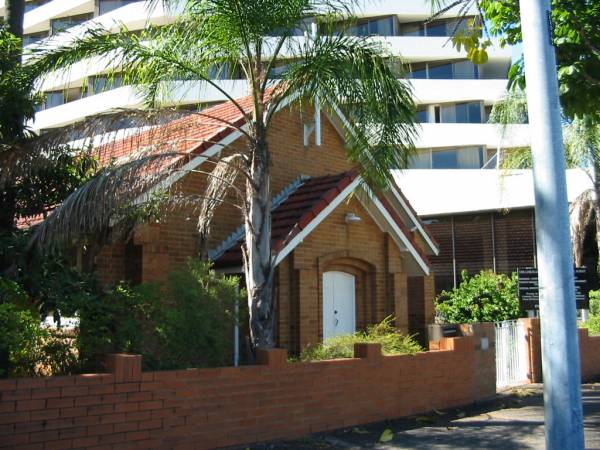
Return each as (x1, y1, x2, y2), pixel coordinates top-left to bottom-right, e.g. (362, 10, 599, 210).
(519, 1, 584, 448)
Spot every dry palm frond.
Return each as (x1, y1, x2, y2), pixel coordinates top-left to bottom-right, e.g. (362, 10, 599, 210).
(197, 153, 246, 255)
(570, 189, 595, 267)
(29, 150, 180, 251)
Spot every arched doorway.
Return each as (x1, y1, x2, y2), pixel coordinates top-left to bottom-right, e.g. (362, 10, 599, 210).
(323, 271, 356, 339)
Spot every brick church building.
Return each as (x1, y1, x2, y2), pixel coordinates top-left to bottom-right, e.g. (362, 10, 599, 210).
(80, 94, 440, 353)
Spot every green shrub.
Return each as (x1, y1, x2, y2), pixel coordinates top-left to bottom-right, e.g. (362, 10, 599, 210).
(0, 303, 48, 377)
(154, 260, 243, 370)
(76, 282, 158, 372)
(435, 270, 521, 324)
(297, 316, 422, 362)
(76, 259, 244, 372)
(589, 290, 600, 316)
(581, 316, 600, 336)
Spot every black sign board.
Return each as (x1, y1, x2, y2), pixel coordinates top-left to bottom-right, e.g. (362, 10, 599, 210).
(517, 267, 590, 310)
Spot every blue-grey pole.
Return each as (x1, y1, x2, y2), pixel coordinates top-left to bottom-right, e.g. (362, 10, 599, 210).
(519, 0, 584, 448)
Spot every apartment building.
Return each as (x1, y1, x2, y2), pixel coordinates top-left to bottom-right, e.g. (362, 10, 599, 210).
(1, 0, 528, 165)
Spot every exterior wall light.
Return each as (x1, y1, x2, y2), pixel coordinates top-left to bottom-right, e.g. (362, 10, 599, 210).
(345, 213, 362, 224)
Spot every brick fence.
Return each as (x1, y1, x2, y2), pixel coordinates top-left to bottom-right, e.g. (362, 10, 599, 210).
(520, 318, 600, 384)
(0, 324, 495, 449)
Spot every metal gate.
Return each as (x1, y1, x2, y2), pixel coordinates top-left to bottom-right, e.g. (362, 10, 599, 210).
(495, 320, 529, 389)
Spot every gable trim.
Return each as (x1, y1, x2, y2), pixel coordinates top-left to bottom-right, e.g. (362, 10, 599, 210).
(387, 187, 440, 256)
(273, 176, 362, 266)
(359, 188, 431, 276)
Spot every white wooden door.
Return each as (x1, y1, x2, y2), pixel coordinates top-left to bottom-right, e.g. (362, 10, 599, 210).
(323, 271, 356, 339)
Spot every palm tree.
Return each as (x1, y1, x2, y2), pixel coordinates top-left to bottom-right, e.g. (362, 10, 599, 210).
(23, 0, 418, 349)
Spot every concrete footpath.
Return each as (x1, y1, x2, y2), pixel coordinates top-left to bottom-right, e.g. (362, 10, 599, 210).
(241, 384, 600, 450)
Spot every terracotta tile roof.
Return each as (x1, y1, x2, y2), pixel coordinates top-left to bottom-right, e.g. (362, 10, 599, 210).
(18, 90, 271, 230)
(97, 93, 255, 166)
(214, 170, 359, 267)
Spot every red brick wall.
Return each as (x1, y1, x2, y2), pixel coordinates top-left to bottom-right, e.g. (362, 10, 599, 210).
(1, 337, 495, 450)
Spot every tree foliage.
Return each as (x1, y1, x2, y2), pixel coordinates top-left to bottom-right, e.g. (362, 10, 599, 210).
(429, 0, 600, 121)
(435, 270, 521, 323)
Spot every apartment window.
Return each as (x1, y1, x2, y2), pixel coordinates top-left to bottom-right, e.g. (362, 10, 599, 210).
(43, 91, 65, 109)
(400, 22, 425, 37)
(400, 17, 471, 37)
(25, 0, 50, 13)
(410, 62, 428, 79)
(51, 14, 93, 34)
(415, 107, 428, 123)
(343, 16, 397, 37)
(436, 101, 483, 123)
(428, 62, 453, 79)
(408, 151, 431, 169)
(409, 60, 479, 80)
(41, 87, 84, 110)
(88, 74, 123, 95)
(426, 18, 469, 37)
(207, 63, 244, 80)
(432, 147, 484, 169)
(410, 147, 486, 169)
(23, 31, 49, 47)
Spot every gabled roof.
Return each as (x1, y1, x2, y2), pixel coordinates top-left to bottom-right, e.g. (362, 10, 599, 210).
(212, 170, 433, 275)
(213, 171, 359, 267)
(18, 91, 439, 262)
(101, 93, 254, 164)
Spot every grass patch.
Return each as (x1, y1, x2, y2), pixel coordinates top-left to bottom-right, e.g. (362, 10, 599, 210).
(296, 316, 422, 362)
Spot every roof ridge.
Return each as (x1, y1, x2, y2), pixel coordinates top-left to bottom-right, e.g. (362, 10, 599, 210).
(207, 174, 310, 261)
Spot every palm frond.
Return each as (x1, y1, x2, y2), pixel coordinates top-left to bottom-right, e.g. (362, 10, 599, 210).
(278, 33, 417, 189)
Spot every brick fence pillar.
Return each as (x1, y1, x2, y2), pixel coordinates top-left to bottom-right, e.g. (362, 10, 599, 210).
(106, 353, 142, 382)
(354, 343, 382, 360)
(256, 348, 288, 368)
(519, 318, 542, 383)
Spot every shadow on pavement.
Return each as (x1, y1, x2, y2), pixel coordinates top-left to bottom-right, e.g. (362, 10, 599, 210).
(236, 383, 600, 450)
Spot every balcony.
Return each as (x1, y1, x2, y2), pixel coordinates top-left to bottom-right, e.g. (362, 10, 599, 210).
(411, 79, 509, 105)
(415, 123, 530, 150)
(31, 80, 250, 130)
(372, 36, 510, 62)
(393, 168, 594, 217)
(23, 0, 94, 35)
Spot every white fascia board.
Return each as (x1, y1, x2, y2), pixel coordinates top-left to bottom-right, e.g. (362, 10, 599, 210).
(387, 188, 439, 256)
(415, 123, 530, 149)
(136, 92, 298, 204)
(273, 177, 362, 266)
(135, 125, 246, 205)
(359, 188, 431, 276)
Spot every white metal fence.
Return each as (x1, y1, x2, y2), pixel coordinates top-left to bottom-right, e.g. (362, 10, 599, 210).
(495, 320, 529, 389)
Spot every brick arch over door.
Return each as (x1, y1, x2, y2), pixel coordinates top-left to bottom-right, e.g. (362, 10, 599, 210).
(320, 256, 377, 335)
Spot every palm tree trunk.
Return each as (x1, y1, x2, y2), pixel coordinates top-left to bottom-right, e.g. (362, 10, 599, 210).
(5, 0, 25, 39)
(244, 122, 276, 349)
(0, 0, 25, 233)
